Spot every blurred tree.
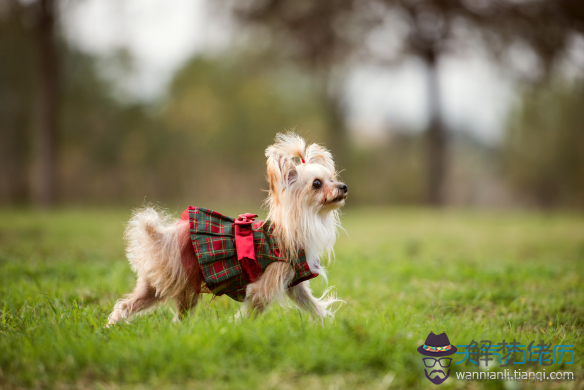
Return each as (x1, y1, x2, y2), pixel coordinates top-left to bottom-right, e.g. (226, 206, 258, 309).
(381, 0, 455, 207)
(31, 0, 60, 207)
(350, 133, 426, 205)
(0, 1, 34, 204)
(57, 47, 165, 204)
(504, 83, 584, 209)
(0, 20, 330, 208)
(229, 0, 478, 205)
(462, 0, 584, 208)
(228, 0, 584, 208)
(0, 0, 61, 207)
(468, 0, 584, 80)
(229, 0, 372, 166)
(0, 0, 164, 206)
(373, 0, 584, 205)
(2, 0, 582, 208)
(162, 53, 328, 204)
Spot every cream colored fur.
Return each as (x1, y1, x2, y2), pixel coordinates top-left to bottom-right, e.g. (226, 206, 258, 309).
(107, 133, 346, 326)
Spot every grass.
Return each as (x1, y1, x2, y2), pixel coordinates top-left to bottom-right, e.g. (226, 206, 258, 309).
(0, 206, 583, 389)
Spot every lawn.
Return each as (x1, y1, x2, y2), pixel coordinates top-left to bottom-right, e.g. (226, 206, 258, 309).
(0, 207, 582, 389)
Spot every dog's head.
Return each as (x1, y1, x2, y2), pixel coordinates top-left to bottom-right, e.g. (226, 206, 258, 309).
(265, 133, 347, 214)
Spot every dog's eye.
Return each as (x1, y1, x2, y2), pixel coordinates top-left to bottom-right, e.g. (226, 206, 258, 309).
(312, 179, 322, 189)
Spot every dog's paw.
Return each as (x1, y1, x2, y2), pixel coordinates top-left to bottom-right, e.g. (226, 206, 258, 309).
(231, 308, 248, 323)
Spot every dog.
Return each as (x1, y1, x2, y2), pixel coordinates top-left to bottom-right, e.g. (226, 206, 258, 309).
(107, 133, 347, 325)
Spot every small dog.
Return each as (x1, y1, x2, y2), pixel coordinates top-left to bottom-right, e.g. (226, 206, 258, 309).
(107, 133, 347, 325)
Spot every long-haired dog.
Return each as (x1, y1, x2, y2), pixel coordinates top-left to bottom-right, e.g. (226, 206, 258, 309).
(107, 133, 347, 325)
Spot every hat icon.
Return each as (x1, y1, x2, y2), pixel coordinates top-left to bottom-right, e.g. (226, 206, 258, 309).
(417, 332, 457, 357)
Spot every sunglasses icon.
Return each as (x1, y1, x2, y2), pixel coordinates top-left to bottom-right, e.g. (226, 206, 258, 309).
(423, 358, 452, 368)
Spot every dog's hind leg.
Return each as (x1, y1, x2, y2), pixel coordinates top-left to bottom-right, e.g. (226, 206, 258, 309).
(286, 281, 342, 322)
(107, 278, 160, 326)
(240, 262, 295, 318)
(173, 285, 199, 322)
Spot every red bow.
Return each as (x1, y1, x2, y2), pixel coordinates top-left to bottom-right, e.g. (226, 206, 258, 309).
(234, 213, 261, 283)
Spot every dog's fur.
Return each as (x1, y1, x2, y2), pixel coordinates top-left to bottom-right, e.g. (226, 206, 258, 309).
(107, 133, 347, 325)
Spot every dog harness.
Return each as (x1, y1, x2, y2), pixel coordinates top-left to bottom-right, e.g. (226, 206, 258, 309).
(180, 206, 318, 302)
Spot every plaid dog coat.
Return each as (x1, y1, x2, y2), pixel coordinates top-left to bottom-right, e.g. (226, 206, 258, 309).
(180, 206, 318, 302)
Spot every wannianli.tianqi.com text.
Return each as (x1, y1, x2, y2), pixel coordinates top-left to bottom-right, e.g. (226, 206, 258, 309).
(456, 370, 575, 382)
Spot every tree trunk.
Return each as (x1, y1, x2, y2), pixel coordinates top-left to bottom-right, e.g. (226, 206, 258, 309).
(318, 71, 348, 169)
(422, 47, 447, 206)
(0, 1, 31, 205)
(32, 0, 59, 207)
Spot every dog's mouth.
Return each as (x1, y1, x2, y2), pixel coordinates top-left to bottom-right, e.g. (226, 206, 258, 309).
(324, 193, 347, 206)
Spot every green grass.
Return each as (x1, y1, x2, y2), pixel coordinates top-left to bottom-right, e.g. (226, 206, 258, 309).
(1, 207, 583, 389)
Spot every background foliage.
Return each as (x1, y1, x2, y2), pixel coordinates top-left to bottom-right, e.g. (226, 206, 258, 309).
(0, 0, 583, 209)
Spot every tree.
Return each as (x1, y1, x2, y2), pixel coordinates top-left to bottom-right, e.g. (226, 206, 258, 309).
(161, 53, 329, 203)
(0, 1, 34, 204)
(228, 0, 493, 205)
(31, 0, 59, 207)
(228, 0, 584, 207)
(229, 0, 369, 164)
(504, 83, 584, 209)
(385, 0, 453, 206)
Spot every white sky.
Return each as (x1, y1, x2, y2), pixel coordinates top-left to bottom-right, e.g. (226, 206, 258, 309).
(60, 0, 516, 144)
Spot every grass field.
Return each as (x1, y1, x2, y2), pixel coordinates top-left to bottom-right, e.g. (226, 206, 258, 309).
(1, 207, 583, 389)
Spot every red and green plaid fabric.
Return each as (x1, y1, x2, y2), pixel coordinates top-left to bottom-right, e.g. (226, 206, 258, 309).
(185, 206, 317, 302)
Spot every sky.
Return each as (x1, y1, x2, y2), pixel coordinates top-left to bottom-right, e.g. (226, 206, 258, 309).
(61, 0, 517, 145)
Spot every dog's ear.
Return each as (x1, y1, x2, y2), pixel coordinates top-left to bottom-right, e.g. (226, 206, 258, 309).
(266, 146, 298, 203)
(273, 133, 306, 162)
(305, 143, 335, 173)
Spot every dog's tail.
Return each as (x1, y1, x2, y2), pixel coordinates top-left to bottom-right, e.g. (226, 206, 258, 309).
(124, 207, 189, 299)
(127, 207, 168, 241)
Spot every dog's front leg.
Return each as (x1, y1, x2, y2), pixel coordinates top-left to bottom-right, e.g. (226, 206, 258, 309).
(286, 281, 342, 323)
(240, 262, 295, 318)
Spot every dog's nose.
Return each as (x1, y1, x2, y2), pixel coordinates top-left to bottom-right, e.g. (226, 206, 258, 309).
(338, 184, 348, 193)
